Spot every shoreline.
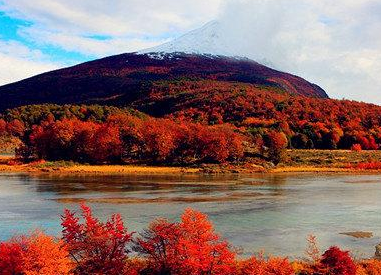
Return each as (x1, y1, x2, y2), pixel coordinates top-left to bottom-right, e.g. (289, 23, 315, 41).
(2, 149, 381, 175)
(0, 162, 380, 176)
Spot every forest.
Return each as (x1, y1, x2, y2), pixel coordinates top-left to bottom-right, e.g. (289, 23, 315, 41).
(0, 204, 379, 275)
(0, 94, 381, 166)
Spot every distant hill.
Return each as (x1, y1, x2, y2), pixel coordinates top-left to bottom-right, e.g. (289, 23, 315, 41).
(0, 52, 328, 113)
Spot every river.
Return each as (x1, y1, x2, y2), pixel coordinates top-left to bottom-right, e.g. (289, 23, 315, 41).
(0, 172, 380, 258)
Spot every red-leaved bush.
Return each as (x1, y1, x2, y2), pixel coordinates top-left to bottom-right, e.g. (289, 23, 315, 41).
(319, 246, 356, 275)
(134, 208, 236, 275)
(61, 204, 133, 275)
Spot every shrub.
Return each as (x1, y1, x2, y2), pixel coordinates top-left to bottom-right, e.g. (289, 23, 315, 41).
(319, 246, 356, 275)
(0, 232, 72, 275)
(134, 208, 236, 275)
(351, 144, 362, 151)
(356, 259, 381, 275)
(237, 256, 294, 275)
(61, 204, 133, 275)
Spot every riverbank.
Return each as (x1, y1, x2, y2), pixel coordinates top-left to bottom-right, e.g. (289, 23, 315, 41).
(1, 149, 381, 175)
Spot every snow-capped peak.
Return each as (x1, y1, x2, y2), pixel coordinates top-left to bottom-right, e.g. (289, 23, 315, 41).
(139, 21, 235, 57)
(139, 21, 277, 68)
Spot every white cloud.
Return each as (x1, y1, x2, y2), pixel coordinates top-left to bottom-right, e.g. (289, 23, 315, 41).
(211, 0, 381, 103)
(0, 40, 59, 85)
(0, 0, 223, 35)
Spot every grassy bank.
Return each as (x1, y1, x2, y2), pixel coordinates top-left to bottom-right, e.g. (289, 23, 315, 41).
(1, 149, 381, 175)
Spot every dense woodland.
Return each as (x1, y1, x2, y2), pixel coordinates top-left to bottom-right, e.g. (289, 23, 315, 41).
(1, 91, 381, 165)
(0, 205, 379, 275)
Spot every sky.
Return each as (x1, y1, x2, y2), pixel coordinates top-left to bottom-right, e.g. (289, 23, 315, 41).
(0, 0, 380, 104)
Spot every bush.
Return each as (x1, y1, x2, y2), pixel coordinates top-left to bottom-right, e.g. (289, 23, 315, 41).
(61, 204, 133, 275)
(319, 246, 356, 275)
(0, 231, 72, 275)
(134, 208, 236, 275)
(351, 143, 362, 151)
(237, 255, 294, 275)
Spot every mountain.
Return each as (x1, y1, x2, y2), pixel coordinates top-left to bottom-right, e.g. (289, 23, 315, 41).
(0, 52, 328, 114)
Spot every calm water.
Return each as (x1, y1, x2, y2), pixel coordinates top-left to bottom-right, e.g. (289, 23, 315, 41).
(0, 172, 381, 258)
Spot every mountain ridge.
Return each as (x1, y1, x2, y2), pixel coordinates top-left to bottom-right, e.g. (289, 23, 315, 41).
(0, 52, 328, 113)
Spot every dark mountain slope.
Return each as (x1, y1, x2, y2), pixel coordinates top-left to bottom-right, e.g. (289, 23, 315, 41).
(0, 52, 327, 113)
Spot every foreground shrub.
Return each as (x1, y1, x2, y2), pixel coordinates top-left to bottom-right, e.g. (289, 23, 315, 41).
(237, 255, 294, 275)
(0, 231, 72, 275)
(0, 240, 24, 275)
(134, 208, 236, 275)
(319, 246, 356, 275)
(61, 204, 133, 275)
(356, 259, 381, 275)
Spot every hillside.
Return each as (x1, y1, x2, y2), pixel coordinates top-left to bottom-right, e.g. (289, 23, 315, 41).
(0, 52, 327, 113)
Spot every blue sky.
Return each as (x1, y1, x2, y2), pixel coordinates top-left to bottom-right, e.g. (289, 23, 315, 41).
(0, 11, 88, 64)
(0, 0, 381, 104)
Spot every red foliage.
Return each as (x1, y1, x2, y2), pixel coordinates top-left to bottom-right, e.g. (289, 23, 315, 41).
(84, 123, 123, 163)
(6, 119, 25, 137)
(26, 118, 122, 163)
(0, 240, 24, 275)
(135, 208, 236, 275)
(22, 114, 245, 164)
(0, 119, 6, 136)
(351, 143, 362, 151)
(61, 204, 133, 275)
(350, 162, 381, 170)
(319, 246, 356, 275)
(264, 131, 288, 164)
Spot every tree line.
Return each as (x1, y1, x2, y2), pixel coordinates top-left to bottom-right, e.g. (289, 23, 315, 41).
(0, 101, 379, 166)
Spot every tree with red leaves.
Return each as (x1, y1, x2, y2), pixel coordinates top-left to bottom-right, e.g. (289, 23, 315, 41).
(0, 119, 6, 136)
(135, 208, 236, 275)
(264, 131, 288, 165)
(6, 119, 25, 137)
(61, 204, 133, 275)
(84, 123, 123, 163)
(319, 246, 356, 275)
(0, 240, 24, 275)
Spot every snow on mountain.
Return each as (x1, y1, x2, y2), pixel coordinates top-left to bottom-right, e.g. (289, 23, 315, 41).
(140, 20, 275, 67)
(140, 21, 234, 56)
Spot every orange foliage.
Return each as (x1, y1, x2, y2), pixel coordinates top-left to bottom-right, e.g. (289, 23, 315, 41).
(21, 231, 73, 275)
(237, 255, 294, 275)
(0, 232, 72, 275)
(357, 259, 381, 275)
